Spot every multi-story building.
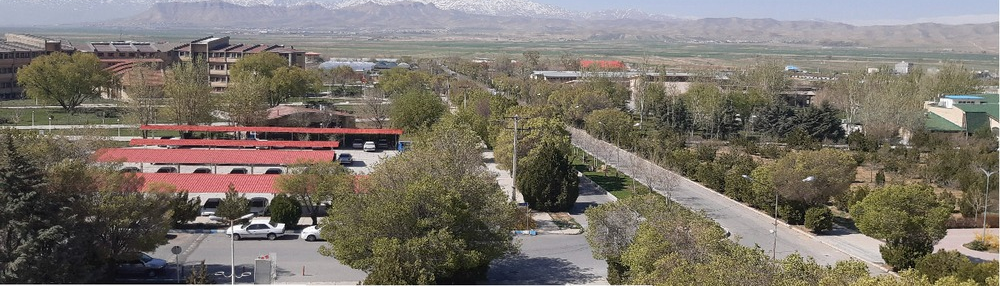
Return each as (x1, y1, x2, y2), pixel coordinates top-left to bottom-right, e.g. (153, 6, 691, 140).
(171, 36, 305, 92)
(0, 34, 72, 99)
(77, 41, 172, 68)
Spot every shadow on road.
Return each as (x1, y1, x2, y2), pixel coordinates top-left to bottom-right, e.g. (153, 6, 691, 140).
(488, 254, 600, 284)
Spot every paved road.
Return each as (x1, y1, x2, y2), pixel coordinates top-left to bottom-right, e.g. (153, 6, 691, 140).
(935, 228, 1000, 262)
(568, 127, 890, 275)
(489, 235, 608, 285)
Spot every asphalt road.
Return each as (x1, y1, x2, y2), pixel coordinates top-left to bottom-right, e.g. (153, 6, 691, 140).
(568, 127, 889, 275)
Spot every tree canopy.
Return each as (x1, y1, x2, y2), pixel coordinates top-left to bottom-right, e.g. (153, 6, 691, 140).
(164, 57, 215, 125)
(319, 120, 517, 284)
(276, 161, 354, 226)
(851, 184, 951, 270)
(17, 52, 111, 114)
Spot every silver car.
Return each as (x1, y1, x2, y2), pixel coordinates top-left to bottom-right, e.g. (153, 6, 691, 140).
(116, 252, 167, 278)
(225, 219, 286, 240)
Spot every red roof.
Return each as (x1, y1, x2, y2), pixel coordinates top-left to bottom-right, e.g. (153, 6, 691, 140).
(95, 148, 335, 165)
(580, 60, 626, 70)
(141, 125, 403, 135)
(130, 139, 339, 149)
(140, 173, 279, 193)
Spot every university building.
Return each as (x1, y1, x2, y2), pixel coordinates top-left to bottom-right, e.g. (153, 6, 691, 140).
(0, 34, 72, 99)
(171, 36, 306, 92)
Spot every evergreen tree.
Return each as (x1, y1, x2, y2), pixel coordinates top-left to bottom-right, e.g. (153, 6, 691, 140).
(216, 184, 250, 221)
(268, 194, 302, 227)
(657, 98, 693, 134)
(713, 98, 742, 139)
(517, 141, 579, 212)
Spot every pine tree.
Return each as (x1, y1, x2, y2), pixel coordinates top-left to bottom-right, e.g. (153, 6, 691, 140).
(517, 142, 579, 212)
(216, 184, 250, 221)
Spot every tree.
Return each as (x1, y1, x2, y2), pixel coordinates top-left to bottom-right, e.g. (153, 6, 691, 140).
(122, 62, 164, 138)
(268, 194, 302, 227)
(276, 161, 353, 226)
(325, 65, 357, 90)
(925, 63, 982, 96)
(87, 168, 173, 270)
(851, 184, 951, 270)
(492, 107, 570, 171)
(517, 141, 579, 212)
(215, 184, 250, 221)
(164, 57, 216, 126)
(390, 90, 446, 132)
(712, 97, 742, 139)
(17, 52, 111, 114)
(320, 120, 517, 284)
(377, 68, 431, 97)
(356, 88, 390, 129)
(585, 108, 634, 144)
(221, 74, 269, 127)
(268, 66, 320, 107)
(769, 149, 856, 207)
(804, 207, 833, 233)
(681, 82, 725, 135)
(818, 68, 927, 141)
(145, 182, 200, 227)
(230, 52, 286, 80)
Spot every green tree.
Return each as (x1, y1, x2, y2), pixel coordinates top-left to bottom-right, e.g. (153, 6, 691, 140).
(146, 182, 201, 227)
(585, 108, 634, 143)
(222, 74, 269, 127)
(320, 120, 517, 284)
(215, 184, 250, 221)
(851, 184, 951, 270)
(267, 66, 320, 107)
(804, 206, 833, 233)
(377, 68, 431, 97)
(925, 63, 982, 96)
(267, 194, 302, 227)
(517, 141, 579, 212)
(390, 90, 446, 132)
(276, 161, 353, 226)
(164, 57, 216, 126)
(16, 52, 111, 114)
(230, 52, 286, 80)
(87, 168, 173, 270)
(492, 107, 570, 171)
(770, 149, 856, 207)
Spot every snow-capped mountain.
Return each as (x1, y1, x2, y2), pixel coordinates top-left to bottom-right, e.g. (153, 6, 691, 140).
(333, 0, 573, 18)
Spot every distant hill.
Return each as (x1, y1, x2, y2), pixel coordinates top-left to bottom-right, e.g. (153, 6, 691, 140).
(110, 1, 999, 52)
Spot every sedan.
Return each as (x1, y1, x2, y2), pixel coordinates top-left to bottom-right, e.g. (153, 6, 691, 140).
(225, 220, 286, 241)
(338, 153, 353, 165)
(299, 225, 324, 241)
(116, 252, 167, 278)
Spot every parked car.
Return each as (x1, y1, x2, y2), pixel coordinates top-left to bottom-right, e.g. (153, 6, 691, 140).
(115, 252, 167, 278)
(263, 168, 283, 174)
(229, 168, 248, 174)
(376, 139, 389, 149)
(120, 166, 141, 173)
(193, 167, 212, 174)
(201, 198, 221, 216)
(249, 197, 269, 215)
(225, 219, 286, 240)
(155, 167, 178, 173)
(363, 141, 376, 152)
(300, 225, 323, 241)
(351, 139, 364, 149)
(338, 153, 353, 165)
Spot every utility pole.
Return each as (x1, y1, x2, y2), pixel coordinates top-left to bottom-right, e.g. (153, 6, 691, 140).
(505, 115, 532, 203)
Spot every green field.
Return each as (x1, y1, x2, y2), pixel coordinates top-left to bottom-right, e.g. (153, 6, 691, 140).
(5, 27, 996, 72)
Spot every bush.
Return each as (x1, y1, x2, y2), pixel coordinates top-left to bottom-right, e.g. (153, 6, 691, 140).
(694, 163, 725, 192)
(216, 184, 250, 221)
(268, 194, 302, 227)
(779, 203, 806, 225)
(965, 239, 989, 251)
(759, 144, 784, 159)
(169, 191, 201, 227)
(695, 145, 718, 162)
(880, 239, 933, 271)
(804, 207, 833, 233)
(874, 170, 885, 186)
(834, 186, 869, 213)
(914, 250, 971, 283)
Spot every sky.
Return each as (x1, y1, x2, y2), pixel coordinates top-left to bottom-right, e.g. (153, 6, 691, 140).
(531, 0, 1000, 25)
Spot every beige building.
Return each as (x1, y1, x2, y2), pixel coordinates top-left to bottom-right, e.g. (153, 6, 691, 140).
(171, 36, 306, 92)
(0, 34, 71, 99)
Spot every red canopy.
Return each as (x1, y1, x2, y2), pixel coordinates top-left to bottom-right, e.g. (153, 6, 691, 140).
(130, 139, 340, 149)
(139, 173, 279, 193)
(141, 125, 403, 135)
(95, 148, 335, 165)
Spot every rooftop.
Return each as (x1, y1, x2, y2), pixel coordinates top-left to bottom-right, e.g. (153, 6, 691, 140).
(139, 173, 279, 193)
(925, 112, 965, 132)
(95, 148, 336, 165)
(141, 125, 403, 135)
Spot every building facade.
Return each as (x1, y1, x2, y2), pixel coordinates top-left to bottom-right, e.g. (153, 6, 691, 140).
(0, 34, 71, 99)
(171, 36, 306, 92)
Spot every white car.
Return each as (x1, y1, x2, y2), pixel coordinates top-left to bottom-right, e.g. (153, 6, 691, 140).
(363, 141, 376, 152)
(299, 225, 323, 241)
(201, 198, 221, 216)
(225, 219, 286, 240)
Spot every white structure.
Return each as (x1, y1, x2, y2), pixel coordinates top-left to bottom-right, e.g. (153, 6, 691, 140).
(894, 61, 913, 74)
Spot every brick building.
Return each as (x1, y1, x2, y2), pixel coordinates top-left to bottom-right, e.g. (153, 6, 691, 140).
(0, 34, 72, 99)
(171, 36, 305, 92)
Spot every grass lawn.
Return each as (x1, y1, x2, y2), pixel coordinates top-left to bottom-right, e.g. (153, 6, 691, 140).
(571, 147, 651, 200)
(0, 108, 124, 126)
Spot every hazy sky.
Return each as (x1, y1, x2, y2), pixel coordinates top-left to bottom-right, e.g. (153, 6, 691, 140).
(532, 0, 999, 25)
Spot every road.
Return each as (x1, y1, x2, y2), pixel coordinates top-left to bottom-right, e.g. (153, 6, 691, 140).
(568, 127, 890, 275)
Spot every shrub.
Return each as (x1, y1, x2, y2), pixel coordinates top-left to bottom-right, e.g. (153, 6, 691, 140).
(518, 142, 579, 212)
(216, 184, 250, 221)
(169, 191, 201, 227)
(779, 203, 806, 225)
(880, 240, 933, 271)
(268, 194, 302, 227)
(694, 163, 725, 192)
(805, 207, 834, 233)
(914, 250, 971, 283)
(874, 170, 885, 186)
(759, 144, 784, 159)
(965, 239, 989, 251)
(695, 145, 718, 162)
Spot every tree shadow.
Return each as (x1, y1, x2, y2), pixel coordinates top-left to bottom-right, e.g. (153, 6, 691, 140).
(488, 254, 600, 285)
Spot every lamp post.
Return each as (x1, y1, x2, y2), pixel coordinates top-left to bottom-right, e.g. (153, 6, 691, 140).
(741, 174, 815, 260)
(979, 168, 996, 238)
(47, 115, 52, 131)
(210, 213, 255, 285)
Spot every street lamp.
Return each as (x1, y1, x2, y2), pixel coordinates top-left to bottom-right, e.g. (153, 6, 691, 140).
(741, 174, 815, 260)
(210, 213, 255, 285)
(47, 115, 53, 131)
(979, 167, 996, 238)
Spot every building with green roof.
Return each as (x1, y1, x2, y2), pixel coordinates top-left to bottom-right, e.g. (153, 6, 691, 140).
(924, 94, 999, 133)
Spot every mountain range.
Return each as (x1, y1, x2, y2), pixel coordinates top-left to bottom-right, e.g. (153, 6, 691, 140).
(1, 0, 997, 52)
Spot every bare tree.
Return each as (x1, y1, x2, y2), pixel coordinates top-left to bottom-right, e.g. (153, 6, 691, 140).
(122, 62, 164, 138)
(356, 88, 390, 129)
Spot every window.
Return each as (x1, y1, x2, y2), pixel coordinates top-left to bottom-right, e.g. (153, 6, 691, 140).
(128, 53, 135, 57)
